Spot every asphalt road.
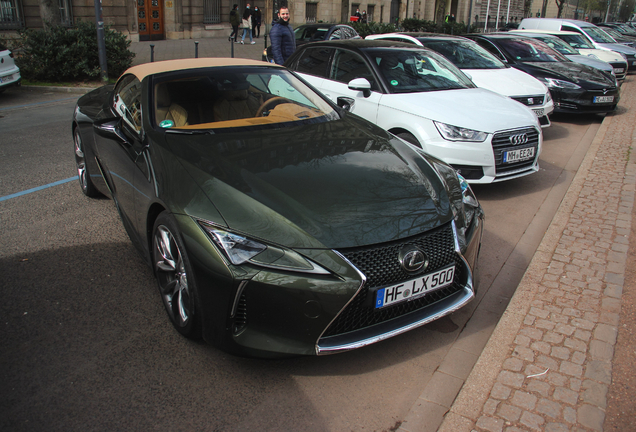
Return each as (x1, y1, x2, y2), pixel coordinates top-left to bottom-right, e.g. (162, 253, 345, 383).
(0, 86, 602, 432)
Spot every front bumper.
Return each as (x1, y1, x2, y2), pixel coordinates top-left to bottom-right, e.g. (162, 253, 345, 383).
(191, 216, 483, 357)
(551, 87, 620, 114)
(0, 66, 21, 90)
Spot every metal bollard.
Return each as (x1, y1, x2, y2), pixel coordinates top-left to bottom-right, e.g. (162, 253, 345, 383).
(195, 41, 199, 58)
(150, 44, 155, 62)
(264, 34, 268, 49)
(231, 38, 234, 58)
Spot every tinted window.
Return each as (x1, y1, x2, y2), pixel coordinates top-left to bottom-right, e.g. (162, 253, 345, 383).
(498, 38, 567, 62)
(296, 47, 332, 78)
(419, 39, 506, 69)
(330, 49, 379, 90)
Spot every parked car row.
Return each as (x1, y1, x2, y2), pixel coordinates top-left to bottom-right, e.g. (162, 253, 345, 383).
(69, 18, 627, 358)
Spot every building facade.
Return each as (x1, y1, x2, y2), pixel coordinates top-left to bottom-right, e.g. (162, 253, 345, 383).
(0, 0, 615, 42)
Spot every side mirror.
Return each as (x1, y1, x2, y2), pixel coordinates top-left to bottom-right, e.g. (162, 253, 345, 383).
(337, 96, 355, 111)
(93, 118, 130, 146)
(348, 78, 372, 98)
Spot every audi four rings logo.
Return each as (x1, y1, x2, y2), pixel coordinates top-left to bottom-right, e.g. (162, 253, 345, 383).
(399, 247, 429, 273)
(509, 133, 529, 145)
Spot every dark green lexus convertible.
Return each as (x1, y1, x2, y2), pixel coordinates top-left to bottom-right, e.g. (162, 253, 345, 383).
(72, 58, 484, 357)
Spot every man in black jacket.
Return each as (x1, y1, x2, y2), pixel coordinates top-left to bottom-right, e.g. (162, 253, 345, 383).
(269, 7, 295, 65)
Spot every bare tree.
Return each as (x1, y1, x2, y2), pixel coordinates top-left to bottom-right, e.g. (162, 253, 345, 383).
(555, 0, 567, 17)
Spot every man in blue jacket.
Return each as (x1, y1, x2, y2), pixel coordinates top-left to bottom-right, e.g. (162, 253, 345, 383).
(269, 7, 295, 65)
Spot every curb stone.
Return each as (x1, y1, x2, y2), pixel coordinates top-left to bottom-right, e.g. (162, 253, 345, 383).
(437, 81, 636, 432)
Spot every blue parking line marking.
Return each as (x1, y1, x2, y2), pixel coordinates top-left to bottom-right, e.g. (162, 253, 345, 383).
(0, 177, 76, 202)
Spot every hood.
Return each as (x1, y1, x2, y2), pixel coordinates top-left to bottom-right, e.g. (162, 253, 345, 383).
(597, 43, 636, 55)
(164, 116, 454, 249)
(380, 87, 537, 132)
(564, 54, 614, 73)
(578, 48, 625, 63)
(462, 67, 548, 98)
(520, 61, 617, 89)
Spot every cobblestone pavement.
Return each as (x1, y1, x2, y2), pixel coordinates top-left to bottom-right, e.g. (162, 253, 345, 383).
(437, 79, 636, 432)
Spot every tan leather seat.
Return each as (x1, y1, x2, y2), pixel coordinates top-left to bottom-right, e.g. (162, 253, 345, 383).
(213, 81, 261, 122)
(155, 84, 188, 127)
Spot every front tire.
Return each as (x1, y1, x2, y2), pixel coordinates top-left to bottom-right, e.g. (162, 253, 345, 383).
(73, 127, 100, 197)
(152, 212, 202, 339)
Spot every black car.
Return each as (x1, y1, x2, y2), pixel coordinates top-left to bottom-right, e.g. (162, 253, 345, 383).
(263, 24, 360, 62)
(466, 33, 620, 114)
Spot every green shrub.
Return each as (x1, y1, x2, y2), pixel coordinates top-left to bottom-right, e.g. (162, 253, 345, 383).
(349, 19, 467, 38)
(350, 21, 398, 38)
(16, 20, 134, 82)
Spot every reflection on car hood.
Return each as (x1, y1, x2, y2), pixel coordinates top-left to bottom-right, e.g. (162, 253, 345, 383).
(596, 43, 636, 55)
(578, 49, 624, 63)
(564, 54, 614, 72)
(462, 67, 548, 98)
(380, 88, 537, 132)
(521, 61, 617, 88)
(166, 117, 453, 249)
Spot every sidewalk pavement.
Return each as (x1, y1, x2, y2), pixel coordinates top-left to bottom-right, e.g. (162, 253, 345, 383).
(64, 37, 636, 431)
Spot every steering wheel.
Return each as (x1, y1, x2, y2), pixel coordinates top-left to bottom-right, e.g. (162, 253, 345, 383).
(256, 97, 289, 117)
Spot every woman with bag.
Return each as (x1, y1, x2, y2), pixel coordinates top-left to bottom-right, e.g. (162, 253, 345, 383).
(240, 3, 255, 44)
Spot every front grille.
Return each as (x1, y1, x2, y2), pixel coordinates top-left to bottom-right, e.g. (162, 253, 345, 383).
(491, 127, 540, 176)
(323, 223, 463, 337)
(510, 95, 545, 107)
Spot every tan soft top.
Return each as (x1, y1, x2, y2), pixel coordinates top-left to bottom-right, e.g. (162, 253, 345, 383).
(126, 58, 281, 81)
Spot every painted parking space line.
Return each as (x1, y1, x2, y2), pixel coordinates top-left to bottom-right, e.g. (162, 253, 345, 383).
(0, 177, 76, 202)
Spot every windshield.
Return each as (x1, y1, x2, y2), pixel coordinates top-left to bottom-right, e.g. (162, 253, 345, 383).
(529, 36, 579, 55)
(366, 48, 474, 93)
(558, 33, 594, 49)
(583, 26, 617, 43)
(418, 39, 507, 69)
(498, 38, 568, 62)
(153, 67, 338, 130)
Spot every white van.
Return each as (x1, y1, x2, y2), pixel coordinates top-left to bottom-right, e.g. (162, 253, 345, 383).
(518, 18, 636, 69)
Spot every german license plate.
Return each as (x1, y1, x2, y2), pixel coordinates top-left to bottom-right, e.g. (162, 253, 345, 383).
(504, 147, 535, 163)
(593, 95, 614, 103)
(615, 68, 625, 73)
(375, 265, 455, 309)
(532, 108, 544, 117)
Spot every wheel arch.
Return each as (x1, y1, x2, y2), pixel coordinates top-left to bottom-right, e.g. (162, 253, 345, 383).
(146, 203, 167, 256)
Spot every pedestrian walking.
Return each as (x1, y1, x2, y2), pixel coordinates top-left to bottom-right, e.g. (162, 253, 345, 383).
(229, 4, 240, 42)
(253, 6, 262, 38)
(240, 3, 255, 45)
(269, 6, 295, 65)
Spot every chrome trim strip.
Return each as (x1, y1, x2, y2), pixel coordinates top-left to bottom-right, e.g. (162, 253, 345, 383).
(316, 220, 477, 355)
(314, 250, 367, 355)
(230, 280, 248, 318)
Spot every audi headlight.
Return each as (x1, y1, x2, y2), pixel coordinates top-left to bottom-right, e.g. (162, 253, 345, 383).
(434, 121, 488, 142)
(542, 77, 581, 89)
(199, 223, 330, 274)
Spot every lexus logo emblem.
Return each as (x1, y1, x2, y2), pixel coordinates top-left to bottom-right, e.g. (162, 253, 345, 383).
(399, 246, 429, 273)
(509, 133, 529, 145)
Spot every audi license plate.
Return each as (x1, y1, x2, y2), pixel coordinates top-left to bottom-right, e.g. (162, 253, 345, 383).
(593, 95, 614, 103)
(375, 265, 455, 309)
(532, 108, 544, 117)
(504, 147, 535, 163)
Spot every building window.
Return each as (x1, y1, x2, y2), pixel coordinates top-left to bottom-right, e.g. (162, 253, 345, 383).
(350, 3, 360, 16)
(59, 0, 73, 27)
(306, 2, 317, 22)
(203, 0, 221, 24)
(380, 5, 384, 22)
(367, 4, 375, 22)
(0, 0, 24, 29)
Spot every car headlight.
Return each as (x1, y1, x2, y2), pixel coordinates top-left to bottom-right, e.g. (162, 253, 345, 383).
(545, 91, 552, 103)
(542, 78, 581, 89)
(433, 121, 488, 142)
(199, 223, 330, 274)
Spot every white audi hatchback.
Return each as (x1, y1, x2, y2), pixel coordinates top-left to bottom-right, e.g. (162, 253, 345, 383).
(284, 39, 543, 184)
(366, 33, 554, 127)
(0, 43, 21, 93)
